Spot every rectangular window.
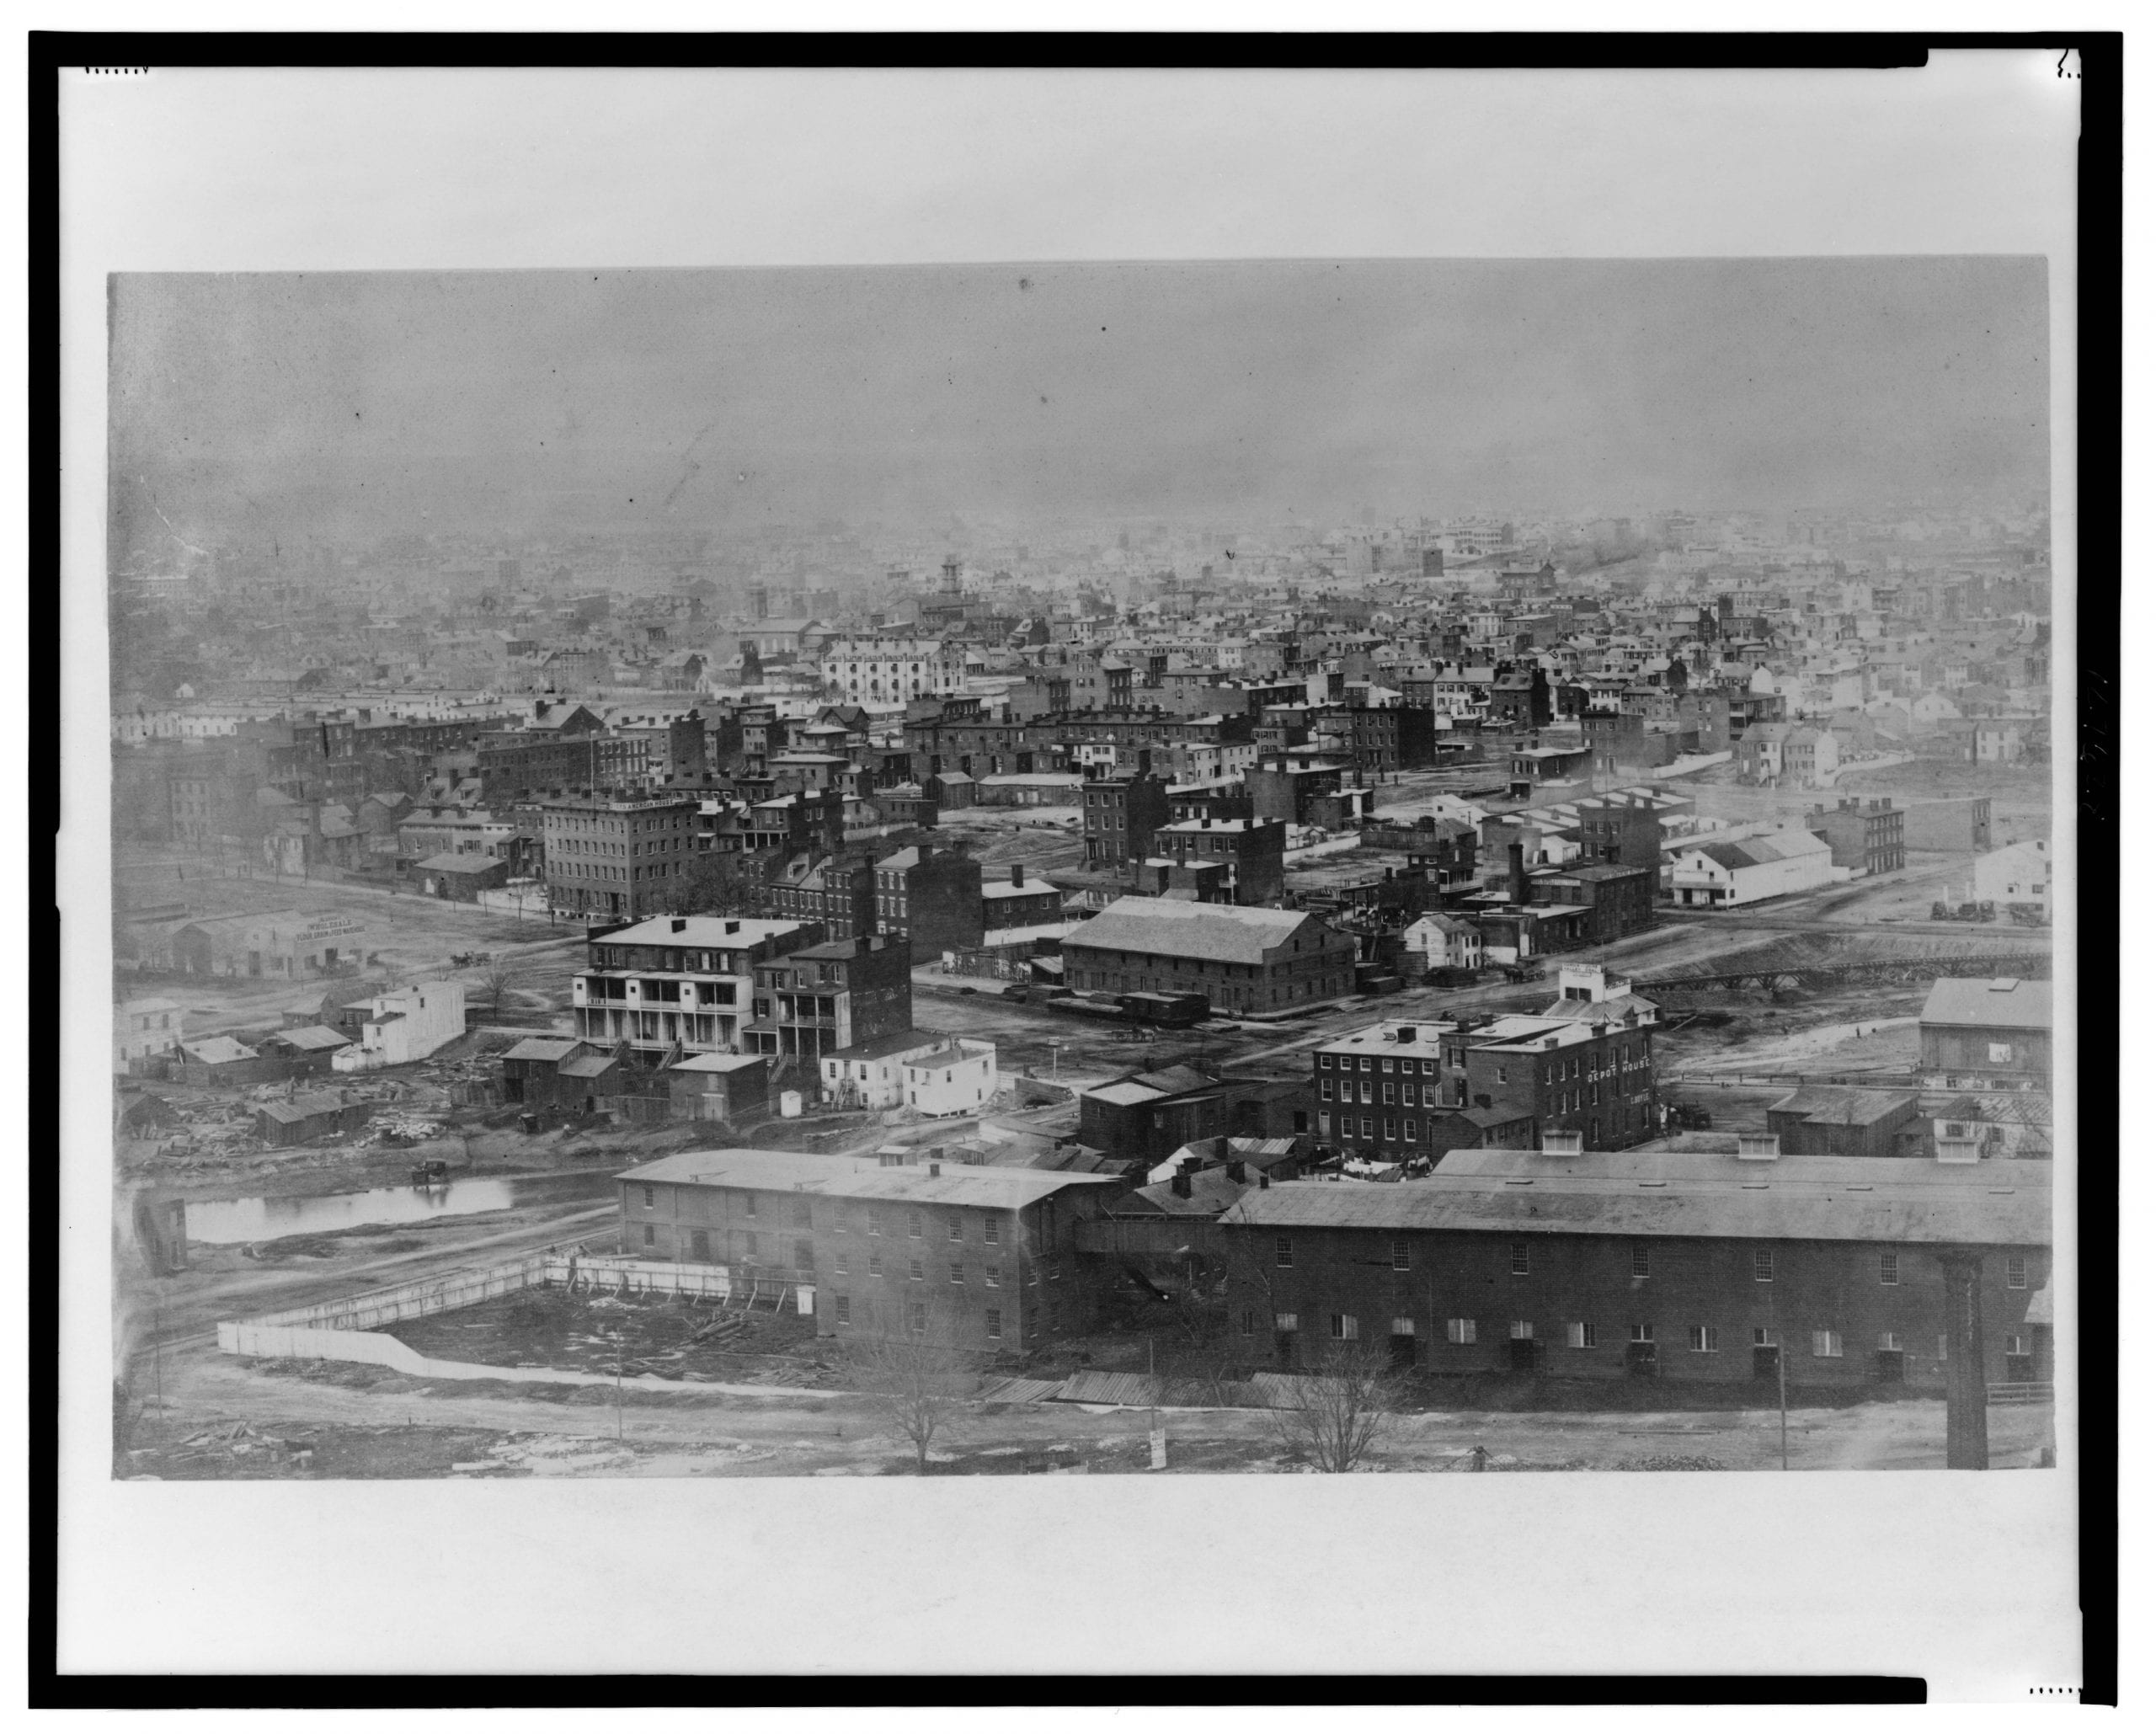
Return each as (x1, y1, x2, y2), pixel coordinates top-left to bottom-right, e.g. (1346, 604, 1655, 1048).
(1689, 1326, 1719, 1353)
(985, 1264, 1001, 1288)
(1320, 1079, 1334, 1102)
(2006, 1332, 2027, 1357)
(642, 1224, 655, 1246)
(1390, 1317, 1415, 1338)
(743, 1232, 758, 1259)
(1239, 1311, 1256, 1337)
(2006, 1256, 2027, 1289)
(983, 1218, 1000, 1245)
(1382, 1118, 1396, 1140)
(1510, 1242, 1530, 1276)
(949, 1262, 965, 1285)
(1361, 1117, 1374, 1137)
(1877, 1332, 1902, 1353)
(910, 1212, 923, 1238)
(792, 1240, 812, 1270)
(1509, 1320, 1534, 1342)
(1048, 1263, 1063, 1283)
(833, 1210, 848, 1235)
(1390, 1238, 1411, 1272)
(1274, 1236, 1294, 1268)
(1447, 1318, 1476, 1344)
(1566, 1322, 1598, 1350)
(1632, 1246, 1651, 1279)
(1753, 1248, 1774, 1283)
(835, 1295, 851, 1325)
(1630, 1323, 1654, 1343)
(1879, 1251, 1899, 1286)
(1275, 1312, 1299, 1332)
(909, 1258, 924, 1282)
(1811, 1331, 1844, 1359)
(947, 1216, 963, 1241)
(869, 1251, 883, 1277)
(744, 1194, 757, 1218)
(834, 1250, 849, 1277)
(1753, 1328, 1777, 1348)
(985, 1308, 1002, 1340)
(1330, 1315, 1359, 1341)
(909, 1301, 927, 1334)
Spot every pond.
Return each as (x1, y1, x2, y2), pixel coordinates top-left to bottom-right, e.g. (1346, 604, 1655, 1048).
(184, 1170, 617, 1245)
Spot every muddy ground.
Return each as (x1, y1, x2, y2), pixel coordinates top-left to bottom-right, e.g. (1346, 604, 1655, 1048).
(123, 1346, 2057, 1480)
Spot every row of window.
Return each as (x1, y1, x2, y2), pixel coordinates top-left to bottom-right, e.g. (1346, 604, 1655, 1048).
(640, 1187, 1017, 1246)
(1270, 1236, 2031, 1288)
(1255, 1315, 2029, 1359)
(830, 1297, 1057, 1339)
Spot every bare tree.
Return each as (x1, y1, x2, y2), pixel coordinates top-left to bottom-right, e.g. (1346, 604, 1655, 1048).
(478, 959, 520, 1019)
(843, 1299, 979, 1473)
(1271, 1338, 1407, 1473)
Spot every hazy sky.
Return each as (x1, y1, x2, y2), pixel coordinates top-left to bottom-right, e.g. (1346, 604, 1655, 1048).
(109, 258, 2048, 551)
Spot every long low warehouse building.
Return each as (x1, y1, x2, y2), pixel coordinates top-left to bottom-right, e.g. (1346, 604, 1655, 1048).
(1219, 1141, 2049, 1391)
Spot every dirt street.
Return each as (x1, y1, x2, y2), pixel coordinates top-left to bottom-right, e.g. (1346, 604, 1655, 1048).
(128, 1344, 2055, 1479)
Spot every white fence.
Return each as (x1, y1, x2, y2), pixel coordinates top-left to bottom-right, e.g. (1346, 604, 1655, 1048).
(215, 1246, 805, 1367)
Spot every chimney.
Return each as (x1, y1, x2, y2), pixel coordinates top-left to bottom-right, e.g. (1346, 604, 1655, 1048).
(671, 918, 686, 933)
(1397, 1025, 1417, 1043)
(928, 1161, 942, 1177)
(1011, 862, 1025, 887)
(1540, 1128, 1585, 1155)
(1508, 841, 1529, 906)
(1257, 1171, 1270, 1188)
(1226, 1160, 1247, 1184)
(1737, 1133, 1780, 1162)
(724, 920, 740, 934)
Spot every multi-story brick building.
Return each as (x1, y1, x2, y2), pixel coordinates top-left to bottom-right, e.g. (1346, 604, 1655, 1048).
(764, 851, 877, 941)
(1339, 702, 1437, 776)
(1220, 1144, 2050, 1390)
(540, 788, 705, 921)
(1804, 797, 1908, 878)
(980, 863, 1064, 933)
(1561, 792, 1668, 872)
(613, 1147, 1122, 1353)
(1524, 861, 1657, 945)
(1145, 816, 1288, 906)
(1062, 899, 1355, 1014)
(1314, 977, 1658, 1162)
(816, 636, 968, 707)
(873, 841, 985, 952)
(570, 914, 823, 1064)
(745, 934, 913, 1062)
(1081, 763, 1171, 869)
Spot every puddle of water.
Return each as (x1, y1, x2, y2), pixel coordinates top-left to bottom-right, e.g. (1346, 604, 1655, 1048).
(184, 1171, 616, 1245)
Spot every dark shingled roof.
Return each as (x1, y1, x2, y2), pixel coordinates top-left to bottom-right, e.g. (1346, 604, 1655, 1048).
(1225, 1150, 2047, 1246)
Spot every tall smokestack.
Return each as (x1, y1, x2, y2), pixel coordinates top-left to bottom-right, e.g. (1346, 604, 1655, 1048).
(1509, 841, 1528, 907)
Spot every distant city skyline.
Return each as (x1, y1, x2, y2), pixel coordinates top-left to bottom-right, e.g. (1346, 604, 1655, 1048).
(109, 258, 2048, 559)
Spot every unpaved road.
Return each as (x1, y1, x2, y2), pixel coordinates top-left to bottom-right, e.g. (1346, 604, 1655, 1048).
(138, 1344, 2055, 1477)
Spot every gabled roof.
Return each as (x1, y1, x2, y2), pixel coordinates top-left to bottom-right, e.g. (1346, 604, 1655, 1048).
(179, 1036, 257, 1064)
(263, 1024, 353, 1052)
(500, 1035, 586, 1063)
(1063, 897, 1322, 966)
(1768, 1086, 1920, 1126)
(1920, 977, 2052, 1031)
(1225, 1151, 2047, 1246)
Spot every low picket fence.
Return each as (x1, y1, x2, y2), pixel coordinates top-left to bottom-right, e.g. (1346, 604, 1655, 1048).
(216, 1246, 792, 1367)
